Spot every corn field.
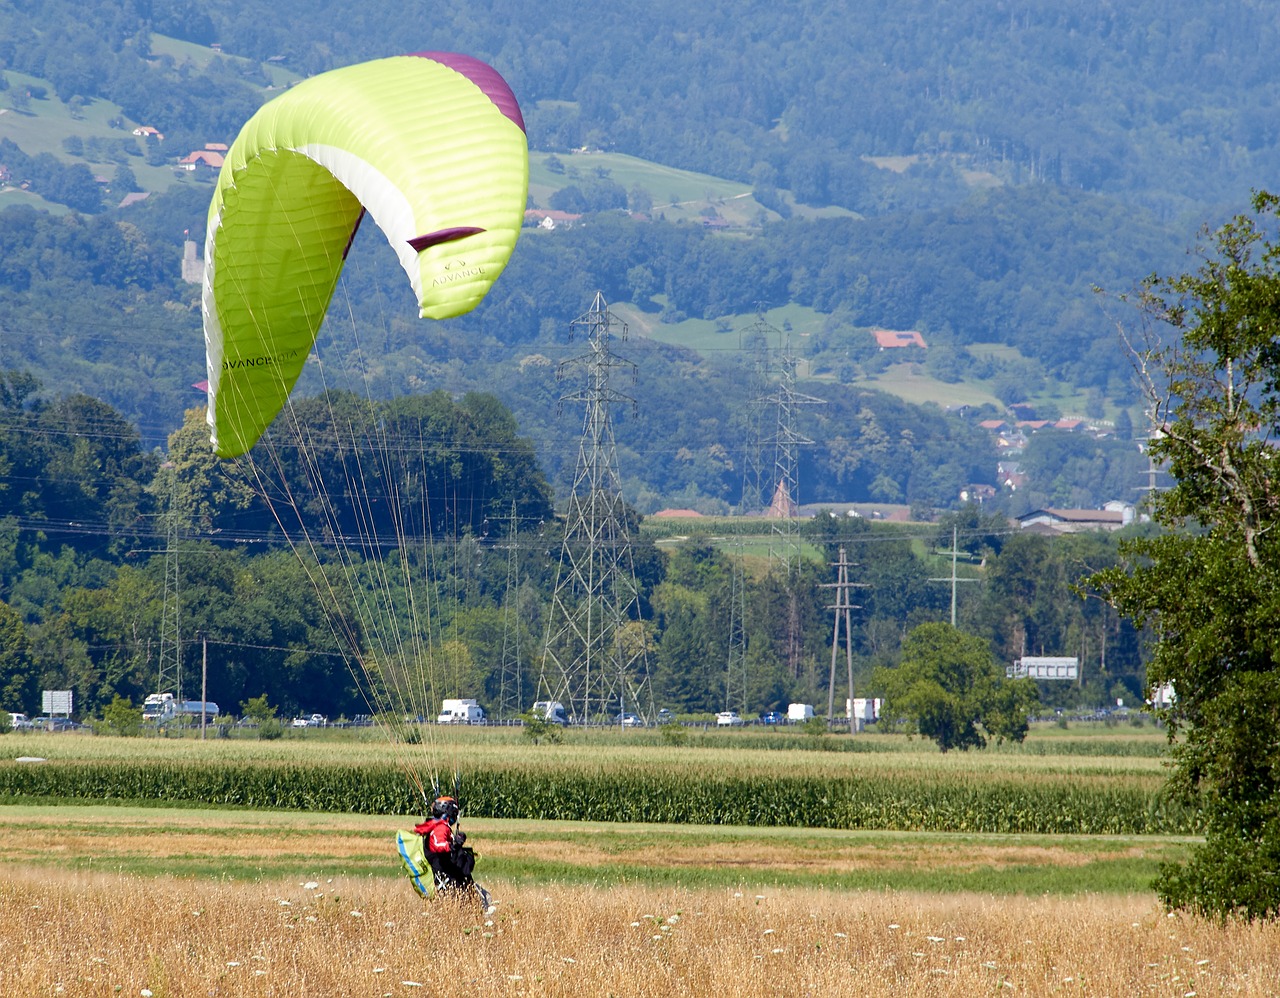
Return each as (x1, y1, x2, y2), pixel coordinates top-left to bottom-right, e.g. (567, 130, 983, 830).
(0, 758, 1192, 835)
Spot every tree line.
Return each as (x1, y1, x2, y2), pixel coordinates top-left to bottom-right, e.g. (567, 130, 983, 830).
(0, 369, 1148, 724)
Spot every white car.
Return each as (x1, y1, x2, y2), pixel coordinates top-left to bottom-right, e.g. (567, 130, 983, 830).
(715, 711, 744, 727)
(8, 712, 31, 729)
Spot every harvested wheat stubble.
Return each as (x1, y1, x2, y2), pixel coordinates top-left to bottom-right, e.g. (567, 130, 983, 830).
(3, 868, 1279, 996)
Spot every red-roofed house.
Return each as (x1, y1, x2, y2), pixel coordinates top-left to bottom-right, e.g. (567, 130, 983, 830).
(871, 329, 927, 349)
(178, 149, 225, 171)
(132, 126, 164, 141)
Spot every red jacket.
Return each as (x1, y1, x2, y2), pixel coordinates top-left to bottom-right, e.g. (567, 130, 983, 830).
(414, 817, 454, 854)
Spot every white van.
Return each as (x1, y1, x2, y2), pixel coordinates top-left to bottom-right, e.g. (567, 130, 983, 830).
(437, 698, 485, 724)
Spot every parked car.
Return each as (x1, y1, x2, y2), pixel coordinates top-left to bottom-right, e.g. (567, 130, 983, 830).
(615, 712, 644, 727)
(715, 711, 744, 726)
(656, 708, 674, 724)
(760, 711, 785, 725)
(30, 717, 84, 732)
(7, 712, 32, 730)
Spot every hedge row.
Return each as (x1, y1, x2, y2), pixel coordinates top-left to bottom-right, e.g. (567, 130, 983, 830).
(0, 761, 1195, 836)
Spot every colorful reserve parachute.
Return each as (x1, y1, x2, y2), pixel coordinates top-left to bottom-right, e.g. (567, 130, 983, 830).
(201, 52, 528, 457)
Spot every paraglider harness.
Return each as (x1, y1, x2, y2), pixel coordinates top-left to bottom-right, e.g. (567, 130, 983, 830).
(413, 794, 476, 892)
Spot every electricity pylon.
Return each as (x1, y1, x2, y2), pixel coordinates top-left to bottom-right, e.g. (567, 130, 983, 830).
(496, 500, 524, 719)
(738, 310, 778, 514)
(157, 491, 182, 700)
(764, 334, 825, 680)
(766, 333, 826, 564)
(724, 539, 749, 714)
(538, 292, 654, 723)
(821, 546, 867, 733)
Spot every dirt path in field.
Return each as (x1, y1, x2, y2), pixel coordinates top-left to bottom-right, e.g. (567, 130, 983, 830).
(0, 807, 1167, 878)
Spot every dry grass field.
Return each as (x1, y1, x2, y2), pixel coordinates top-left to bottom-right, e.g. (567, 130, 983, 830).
(4, 866, 1279, 997)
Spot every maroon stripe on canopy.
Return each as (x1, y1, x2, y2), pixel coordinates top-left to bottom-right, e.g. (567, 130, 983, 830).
(408, 226, 485, 252)
(410, 51, 525, 133)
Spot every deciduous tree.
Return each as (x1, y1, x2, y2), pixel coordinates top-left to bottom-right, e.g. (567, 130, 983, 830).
(1089, 190, 1280, 919)
(872, 621, 1037, 752)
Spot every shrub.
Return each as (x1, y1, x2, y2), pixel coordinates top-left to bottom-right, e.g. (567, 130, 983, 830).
(258, 718, 284, 740)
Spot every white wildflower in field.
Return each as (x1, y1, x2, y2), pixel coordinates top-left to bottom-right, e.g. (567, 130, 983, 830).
(834, 932, 847, 939)
(140, 990, 152, 997)
(227, 961, 240, 967)
(763, 928, 774, 935)
(630, 921, 640, 927)
(303, 881, 319, 890)
(350, 910, 363, 917)
(888, 924, 900, 930)
(562, 957, 576, 964)
(927, 936, 944, 943)
(401, 981, 423, 988)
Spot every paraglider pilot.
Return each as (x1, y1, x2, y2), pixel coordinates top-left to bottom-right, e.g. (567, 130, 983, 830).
(414, 795, 476, 891)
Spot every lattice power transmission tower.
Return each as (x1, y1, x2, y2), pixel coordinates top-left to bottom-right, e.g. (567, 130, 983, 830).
(738, 310, 778, 515)
(766, 334, 826, 564)
(538, 292, 654, 723)
(157, 499, 182, 700)
(724, 539, 749, 715)
(496, 500, 524, 720)
(763, 334, 826, 680)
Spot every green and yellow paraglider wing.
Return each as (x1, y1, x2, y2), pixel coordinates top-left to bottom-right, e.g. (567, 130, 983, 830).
(203, 52, 528, 457)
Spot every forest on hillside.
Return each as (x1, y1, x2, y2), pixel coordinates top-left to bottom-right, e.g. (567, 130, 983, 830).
(5, 0, 1272, 216)
(0, 1, 1233, 510)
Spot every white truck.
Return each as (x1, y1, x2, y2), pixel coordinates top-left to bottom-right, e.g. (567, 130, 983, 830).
(437, 698, 486, 724)
(846, 698, 882, 722)
(161, 699, 220, 723)
(531, 700, 568, 725)
(787, 702, 815, 722)
(142, 692, 174, 721)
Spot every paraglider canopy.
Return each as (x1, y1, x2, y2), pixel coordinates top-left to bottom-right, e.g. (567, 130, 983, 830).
(202, 52, 528, 457)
